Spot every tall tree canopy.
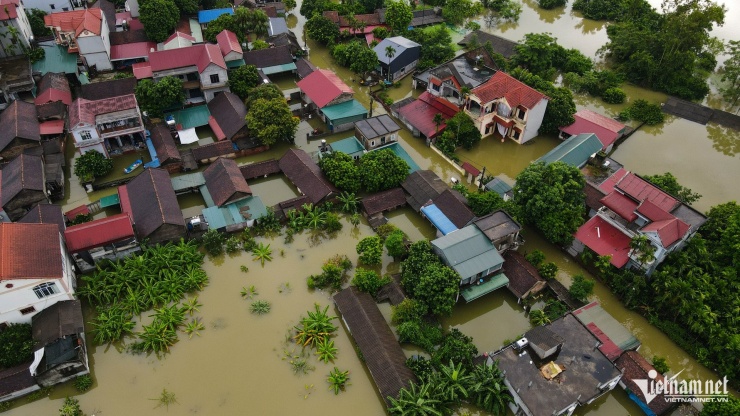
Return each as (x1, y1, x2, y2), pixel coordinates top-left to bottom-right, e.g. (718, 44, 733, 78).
(306, 14, 340, 45)
(175, 0, 198, 14)
(400, 241, 461, 316)
(720, 40, 740, 111)
(245, 98, 299, 145)
(442, 0, 483, 26)
(139, 0, 180, 43)
(443, 112, 481, 150)
(318, 151, 362, 193)
(513, 161, 585, 246)
(134, 77, 185, 118)
(27, 8, 52, 38)
(384, 0, 413, 34)
(331, 40, 379, 74)
(228, 65, 262, 101)
(405, 25, 456, 70)
(359, 149, 410, 192)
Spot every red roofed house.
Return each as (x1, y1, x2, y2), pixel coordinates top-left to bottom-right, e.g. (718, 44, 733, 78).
(570, 170, 706, 275)
(44, 8, 113, 71)
(64, 213, 140, 272)
(133, 43, 229, 103)
(559, 109, 628, 153)
(0, 222, 76, 325)
(0, 0, 34, 59)
(68, 93, 145, 158)
(215, 30, 243, 65)
(465, 71, 548, 144)
(35, 72, 72, 106)
(297, 69, 353, 110)
(394, 91, 458, 139)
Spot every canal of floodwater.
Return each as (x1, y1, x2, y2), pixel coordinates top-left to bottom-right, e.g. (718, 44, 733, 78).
(6, 0, 738, 414)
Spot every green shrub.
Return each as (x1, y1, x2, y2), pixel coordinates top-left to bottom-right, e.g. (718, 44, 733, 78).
(384, 229, 408, 258)
(537, 0, 566, 9)
(619, 99, 664, 125)
(59, 397, 82, 416)
(391, 299, 427, 325)
(352, 269, 392, 297)
(652, 356, 670, 374)
(525, 250, 546, 268)
(396, 320, 444, 352)
(224, 236, 242, 253)
(73, 150, 113, 182)
(569, 274, 595, 302)
(201, 229, 226, 256)
(307, 255, 353, 290)
(602, 87, 626, 104)
(538, 262, 558, 280)
(356, 236, 383, 265)
(0, 324, 35, 368)
(74, 374, 93, 392)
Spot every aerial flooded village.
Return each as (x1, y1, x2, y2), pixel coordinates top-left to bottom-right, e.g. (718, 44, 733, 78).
(1, 0, 739, 414)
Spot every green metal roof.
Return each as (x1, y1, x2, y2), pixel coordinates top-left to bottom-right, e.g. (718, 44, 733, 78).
(170, 172, 205, 193)
(381, 143, 420, 173)
(261, 62, 297, 75)
(202, 196, 267, 230)
(321, 99, 368, 122)
(432, 225, 505, 280)
(573, 302, 641, 354)
(99, 193, 121, 208)
(226, 59, 246, 69)
(165, 106, 211, 130)
(330, 137, 365, 158)
(460, 273, 509, 302)
(537, 133, 602, 168)
(485, 177, 512, 195)
(33, 44, 78, 75)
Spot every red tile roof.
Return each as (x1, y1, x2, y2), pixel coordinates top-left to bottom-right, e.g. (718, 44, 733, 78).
(208, 116, 227, 141)
(64, 204, 90, 221)
(296, 69, 353, 108)
(0, 223, 62, 281)
(574, 216, 632, 268)
(560, 109, 626, 150)
(599, 167, 629, 193)
(44, 9, 103, 37)
(165, 30, 196, 44)
(110, 41, 156, 60)
(635, 200, 674, 222)
(600, 192, 638, 222)
(39, 120, 65, 135)
(642, 218, 690, 248)
(0, 0, 19, 20)
(148, 44, 226, 74)
(584, 322, 623, 361)
(35, 72, 72, 106)
(64, 213, 135, 253)
(471, 71, 548, 109)
(216, 30, 242, 57)
(68, 95, 139, 128)
(118, 185, 132, 216)
(397, 92, 456, 138)
(615, 173, 678, 213)
(461, 162, 480, 176)
(132, 61, 153, 79)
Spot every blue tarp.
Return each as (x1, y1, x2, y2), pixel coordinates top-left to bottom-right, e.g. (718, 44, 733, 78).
(198, 8, 233, 24)
(421, 204, 458, 235)
(627, 391, 656, 416)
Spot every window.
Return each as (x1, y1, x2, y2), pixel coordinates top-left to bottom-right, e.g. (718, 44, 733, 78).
(80, 130, 93, 141)
(210, 74, 220, 84)
(186, 73, 198, 81)
(380, 136, 386, 145)
(432, 83, 440, 92)
(512, 130, 521, 140)
(517, 108, 526, 119)
(33, 282, 59, 299)
(62, 7, 69, 11)
(50, 4, 55, 9)
(20, 306, 36, 315)
(370, 140, 375, 147)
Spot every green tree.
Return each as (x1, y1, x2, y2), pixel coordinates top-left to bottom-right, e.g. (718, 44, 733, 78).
(318, 152, 361, 193)
(405, 25, 455, 70)
(385, 0, 413, 34)
(175, 0, 198, 14)
(245, 98, 299, 145)
(619, 99, 664, 125)
(469, 362, 513, 414)
(538, 262, 558, 280)
(525, 250, 546, 268)
(513, 161, 585, 246)
(444, 112, 481, 150)
(27, 8, 51, 37)
(512, 33, 564, 79)
(236, 7, 269, 40)
(643, 172, 702, 204)
(201, 229, 226, 256)
(352, 268, 392, 297)
(569, 274, 595, 302)
(228, 65, 261, 101)
(529, 309, 551, 326)
(537, 0, 566, 10)
(251, 40, 269, 50)
(442, 0, 483, 26)
(384, 229, 408, 258)
(306, 14, 340, 45)
(135, 77, 185, 118)
(0, 323, 35, 368)
(481, 0, 522, 25)
(630, 235, 656, 267)
(701, 396, 740, 415)
(400, 241, 460, 317)
(652, 356, 670, 374)
(720, 40, 740, 110)
(359, 149, 410, 192)
(331, 40, 379, 74)
(389, 383, 443, 416)
(59, 397, 83, 416)
(245, 83, 283, 107)
(432, 113, 444, 134)
(300, 0, 330, 18)
(356, 236, 383, 265)
(139, 0, 180, 43)
(74, 150, 113, 182)
(602, 87, 626, 104)
(203, 13, 235, 42)
(283, 0, 296, 10)
(432, 328, 478, 369)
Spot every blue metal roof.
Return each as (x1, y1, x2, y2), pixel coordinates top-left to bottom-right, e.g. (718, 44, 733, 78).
(203, 196, 267, 230)
(421, 204, 458, 235)
(198, 8, 234, 24)
(321, 99, 368, 121)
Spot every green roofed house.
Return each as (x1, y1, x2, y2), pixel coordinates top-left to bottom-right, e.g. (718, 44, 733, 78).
(431, 225, 508, 302)
(484, 176, 513, 201)
(321, 100, 368, 133)
(536, 132, 603, 168)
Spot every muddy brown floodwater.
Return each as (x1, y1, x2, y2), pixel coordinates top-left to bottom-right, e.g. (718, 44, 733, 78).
(9, 0, 738, 414)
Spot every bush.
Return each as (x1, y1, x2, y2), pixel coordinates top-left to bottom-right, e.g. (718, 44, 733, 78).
(0, 324, 35, 368)
(602, 87, 626, 104)
(652, 356, 670, 374)
(569, 274, 595, 302)
(201, 229, 226, 256)
(391, 299, 427, 325)
(384, 229, 408, 258)
(73, 150, 113, 182)
(543, 299, 569, 321)
(307, 255, 353, 290)
(432, 328, 478, 370)
(74, 374, 93, 392)
(525, 250, 546, 268)
(397, 320, 444, 352)
(538, 262, 558, 280)
(405, 356, 435, 382)
(537, 0, 566, 9)
(352, 269, 391, 297)
(224, 236, 242, 254)
(59, 397, 83, 416)
(356, 236, 383, 266)
(619, 99, 664, 125)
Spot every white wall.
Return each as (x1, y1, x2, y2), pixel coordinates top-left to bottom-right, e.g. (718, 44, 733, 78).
(126, 0, 140, 18)
(18, 0, 80, 14)
(521, 98, 548, 144)
(0, 276, 74, 325)
(199, 64, 228, 90)
(0, 4, 33, 57)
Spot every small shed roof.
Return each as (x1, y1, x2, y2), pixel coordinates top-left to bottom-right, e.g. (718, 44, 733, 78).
(278, 148, 337, 204)
(600, 191, 639, 222)
(503, 251, 545, 299)
(616, 351, 675, 415)
(0, 154, 44, 207)
(0, 223, 62, 281)
(329, 137, 365, 158)
(526, 325, 564, 352)
(202, 195, 267, 229)
(297, 69, 353, 109)
(243, 44, 293, 69)
(537, 133, 602, 168)
(123, 168, 184, 239)
(31, 300, 84, 347)
(360, 188, 407, 216)
(334, 286, 417, 406)
(267, 17, 289, 36)
(33, 44, 78, 75)
(110, 41, 157, 61)
(355, 115, 400, 140)
(64, 213, 135, 253)
(0, 100, 40, 151)
(191, 141, 236, 161)
(321, 99, 368, 122)
(460, 273, 509, 302)
(198, 7, 233, 24)
(401, 170, 448, 211)
(573, 302, 641, 361)
(485, 177, 512, 195)
(165, 105, 212, 130)
(239, 159, 281, 180)
(203, 158, 252, 207)
(431, 225, 504, 279)
(35, 72, 72, 106)
(560, 109, 626, 151)
(458, 31, 518, 58)
(421, 204, 458, 235)
(396, 91, 456, 138)
(149, 123, 181, 165)
(473, 210, 521, 242)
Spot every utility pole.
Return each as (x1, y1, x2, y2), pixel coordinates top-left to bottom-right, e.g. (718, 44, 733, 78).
(479, 166, 486, 190)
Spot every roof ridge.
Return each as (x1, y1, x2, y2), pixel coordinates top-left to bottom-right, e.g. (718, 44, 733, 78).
(147, 170, 167, 226)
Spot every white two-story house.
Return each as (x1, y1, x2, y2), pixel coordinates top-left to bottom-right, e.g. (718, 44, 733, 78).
(68, 93, 145, 157)
(0, 0, 34, 58)
(465, 71, 548, 144)
(133, 43, 229, 103)
(0, 222, 76, 326)
(44, 8, 113, 71)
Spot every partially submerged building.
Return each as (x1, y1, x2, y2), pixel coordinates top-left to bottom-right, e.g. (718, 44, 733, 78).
(559, 109, 628, 153)
(0, 154, 49, 221)
(278, 148, 337, 205)
(63, 213, 140, 272)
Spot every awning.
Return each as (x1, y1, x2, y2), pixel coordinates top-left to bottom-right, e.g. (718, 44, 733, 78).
(460, 273, 510, 302)
(493, 115, 514, 129)
(177, 127, 200, 144)
(261, 62, 297, 75)
(39, 120, 65, 135)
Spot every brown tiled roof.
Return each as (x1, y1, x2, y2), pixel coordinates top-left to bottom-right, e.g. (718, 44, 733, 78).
(78, 77, 137, 100)
(401, 170, 447, 212)
(191, 141, 236, 161)
(376, 273, 406, 305)
(0, 153, 44, 207)
(124, 168, 184, 239)
(503, 251, 545, 299)
(36, 101, 67, 121)
(616, 351, 675, 415)
(239, 159, 281, 180)
(261, 5, 277, 17)
(203, 158, 252, 207)
(243, 44, 293, 68)
(267, 31, 302, 54)
(584, 181, 606, 212)
(149, 123, 181, 165)
(432, 189, 474, 228)
(277, 195, 312, 216)
(0, 100, 40, 151)
(0, 223, 62, 281)
(32, 300, 84, 347)
(473, 210, 521, 242)
(0, 362, 35, 397)
(278, 148, 337, 204)
(295, 57, 316, 79)
(109, 28, 149, 45)
(361, 188, 406, 216)
(18, 203, 66, 235)
(459, 30, 518, 58)
(206, 92, 247, 141)
(334, 286, 417, 406)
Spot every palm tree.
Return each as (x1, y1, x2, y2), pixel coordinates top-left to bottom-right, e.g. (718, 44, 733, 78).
(469, 362, 513, 414)
(432, 113, 444, 133)
(337, 192, 359, 213)
(252, 243, 273, 266)
(388, 383, 443, 416)
(384, 45, 397, 81)
(630, 235, 656, 268)
(529, 309, 550, 326)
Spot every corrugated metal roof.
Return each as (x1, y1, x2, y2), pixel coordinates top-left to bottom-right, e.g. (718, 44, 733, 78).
(460, 273, 509, 302)
(485, 177, 512, 195)
(198, 7, 233, 24)
(321, 99, 368, 121)
(373, 36, 420, 64)
(64, 213, 134, 253)
(261, 62, 297, 75)
(170, 172, 205, 192)
(165, 106, 211, 130)
(432, 225, 504, 279)
(573, 302, 641, 361)
(421, 204, 458, 235)
(537, 133, 602, 168)
(203, 195, 267, 229)
(296, 69, 353, 108)
(330, 137, 365, 157)
(560, 109, 626, 150)
(32, 44, 78, 75)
